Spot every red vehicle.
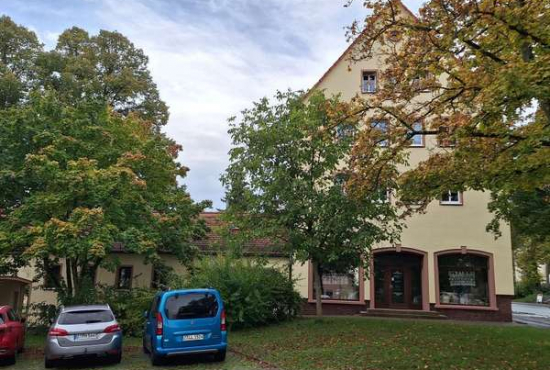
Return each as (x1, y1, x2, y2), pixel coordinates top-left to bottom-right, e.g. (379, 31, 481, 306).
(0, 306, 25, 365)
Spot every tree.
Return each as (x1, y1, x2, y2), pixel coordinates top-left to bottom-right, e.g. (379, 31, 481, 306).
(221, 91, 401, 316)
(340, 0, 550, 241)
(0, 18, 207, 303)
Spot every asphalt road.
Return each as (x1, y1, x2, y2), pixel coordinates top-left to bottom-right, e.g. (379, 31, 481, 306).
(512, 302, 550, 328)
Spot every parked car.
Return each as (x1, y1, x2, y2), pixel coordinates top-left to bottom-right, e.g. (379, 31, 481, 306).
(0, 306, 25, 365)
(143, 289, 227, 365)
(44, 304, 122, 368)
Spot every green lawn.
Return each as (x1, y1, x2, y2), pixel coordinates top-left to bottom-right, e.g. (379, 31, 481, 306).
(230, 317, 550, 370)
(20, 317, 550, 370)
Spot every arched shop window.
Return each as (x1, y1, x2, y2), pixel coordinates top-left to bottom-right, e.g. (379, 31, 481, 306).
(437, 253, 490, 307)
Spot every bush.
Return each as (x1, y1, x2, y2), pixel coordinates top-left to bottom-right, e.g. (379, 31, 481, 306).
(98, 287, 156, 337)
(181, 255, 301, 329)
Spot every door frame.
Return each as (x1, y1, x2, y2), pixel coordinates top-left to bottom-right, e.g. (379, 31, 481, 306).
(369, 247, 430, 311)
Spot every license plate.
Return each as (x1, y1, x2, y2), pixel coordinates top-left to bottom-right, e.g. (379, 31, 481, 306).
(183, 334, 204, 341)
(75, 333, 98, 341)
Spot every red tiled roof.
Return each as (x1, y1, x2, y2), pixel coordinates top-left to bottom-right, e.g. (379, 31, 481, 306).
(112, 212, 286, 257)
(194, 212, 285, 257)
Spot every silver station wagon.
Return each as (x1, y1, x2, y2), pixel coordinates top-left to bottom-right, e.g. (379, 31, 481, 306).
(44, 304, 122, 368)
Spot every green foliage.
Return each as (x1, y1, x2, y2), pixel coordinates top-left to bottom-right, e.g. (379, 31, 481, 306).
(221, 90, 401, 315)
(98, 286, 156, 337)
(0, 17, 209, 299)
(181, 255, 301, 329)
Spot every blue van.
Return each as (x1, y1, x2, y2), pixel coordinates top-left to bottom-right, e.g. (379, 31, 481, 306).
(143, 289, 227, 365)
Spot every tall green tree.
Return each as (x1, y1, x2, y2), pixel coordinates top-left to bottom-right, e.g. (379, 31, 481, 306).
(222, 91, 401, 316)
(0, 17, 207, 303)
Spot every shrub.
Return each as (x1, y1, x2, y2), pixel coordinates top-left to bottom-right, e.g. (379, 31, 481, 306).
(181, 255, 301, 329)
(97, 286, 156, 337)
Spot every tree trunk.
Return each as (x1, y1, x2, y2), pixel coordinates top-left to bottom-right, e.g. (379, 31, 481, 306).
(65, 259, 73, 300)
(312, 259, 323, 317)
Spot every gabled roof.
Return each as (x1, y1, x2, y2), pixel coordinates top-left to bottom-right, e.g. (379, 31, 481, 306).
(111, 212, 286, 257)
(194, 212, 285, 257)
(307, 0, 417, 95)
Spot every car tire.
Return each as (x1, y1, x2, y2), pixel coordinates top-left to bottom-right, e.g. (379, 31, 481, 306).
(214, 349, 226, 362)
(6, 354, 16, 365)
(142, 337, 150, 354)
(44, 358, 56, 369)
(151, 351, 163, 366)
(112, 352, 122, 364)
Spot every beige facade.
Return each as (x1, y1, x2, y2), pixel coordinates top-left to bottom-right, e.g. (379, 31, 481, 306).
(296, 2, 514, 321)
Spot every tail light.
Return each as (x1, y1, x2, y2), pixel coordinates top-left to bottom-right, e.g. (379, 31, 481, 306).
(155, 312, 163, 335)
(104, 324, 121, 333)
(220, 309, 226, 332)
(49, 328, 69, 337)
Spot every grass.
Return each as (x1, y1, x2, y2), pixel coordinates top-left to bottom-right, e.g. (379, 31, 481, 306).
(21, 317, 550, 369)
(230, 317, 550, 370)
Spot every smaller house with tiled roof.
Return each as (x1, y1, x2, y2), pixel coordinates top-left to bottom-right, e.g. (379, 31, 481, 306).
(2, 212, 290, 314)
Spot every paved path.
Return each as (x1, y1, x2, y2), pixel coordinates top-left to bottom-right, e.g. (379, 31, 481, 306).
(512, 302, 550, 328)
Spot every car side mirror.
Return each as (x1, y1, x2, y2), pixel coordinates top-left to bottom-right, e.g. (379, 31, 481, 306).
(143, 310, 148, 318)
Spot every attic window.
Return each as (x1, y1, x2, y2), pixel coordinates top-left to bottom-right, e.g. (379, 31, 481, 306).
(362, 71, 377, 93)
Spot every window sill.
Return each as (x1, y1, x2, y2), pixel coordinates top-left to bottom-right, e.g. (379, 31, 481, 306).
(408, 144, 425, 148)
(308, 299, 365, 306)
(439, 202, 463, 206)
(435, 304, 498, 311)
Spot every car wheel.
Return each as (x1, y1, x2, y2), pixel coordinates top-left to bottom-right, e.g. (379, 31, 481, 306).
(6, 354, 16, 365)
(142, 337, 149, 354)
(112, 352, 122, 364)
(214, 349, 226, 362)
(44, 358, 56, 369)
(150, 340, 163, 366)
(150, 351, 163, 366)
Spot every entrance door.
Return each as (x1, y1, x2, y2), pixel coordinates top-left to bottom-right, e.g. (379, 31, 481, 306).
(374, 252, 423, 310)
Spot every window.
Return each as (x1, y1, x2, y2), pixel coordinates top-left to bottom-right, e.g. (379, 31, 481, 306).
(438, 126, 456, 147)
(334, 173, 349, 193)
(362, 71, 377, 93)
(151, 265, 170, 290)
(115, 266, 133, 289)
(371, 120, 388, 147)
(44, 264, 62, 289)
(0, 315, 4, 324)
(437, 253, 490, 307)
(59, 310, 114, 325)
(165, 293, 219, 320)
(409, 122, 424, 147)
(336, 124, 356, 140)
(440, 191, 462, 205)
(374, 188, 391, 203)
(313, 265, 360, 302)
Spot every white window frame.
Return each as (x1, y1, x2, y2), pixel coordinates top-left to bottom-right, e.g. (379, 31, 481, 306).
(440, 191, 463, 206)
(409, 122, 424, 147)
(361, 71, 377, 93)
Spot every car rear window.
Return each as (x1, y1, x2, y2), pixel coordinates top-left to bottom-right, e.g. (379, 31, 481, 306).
(58, 310, 114, 325)
(165, 293, 219, 320)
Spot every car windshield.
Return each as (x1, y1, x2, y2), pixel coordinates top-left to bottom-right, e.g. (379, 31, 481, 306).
(58, 310, 114, 325)
(165, 293, 219, 320)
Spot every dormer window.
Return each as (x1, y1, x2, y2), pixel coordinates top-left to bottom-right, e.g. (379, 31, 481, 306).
(362, 71, 377, 93)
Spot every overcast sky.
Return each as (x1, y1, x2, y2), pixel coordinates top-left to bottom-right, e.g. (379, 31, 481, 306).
(0, 0, 424, 210)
